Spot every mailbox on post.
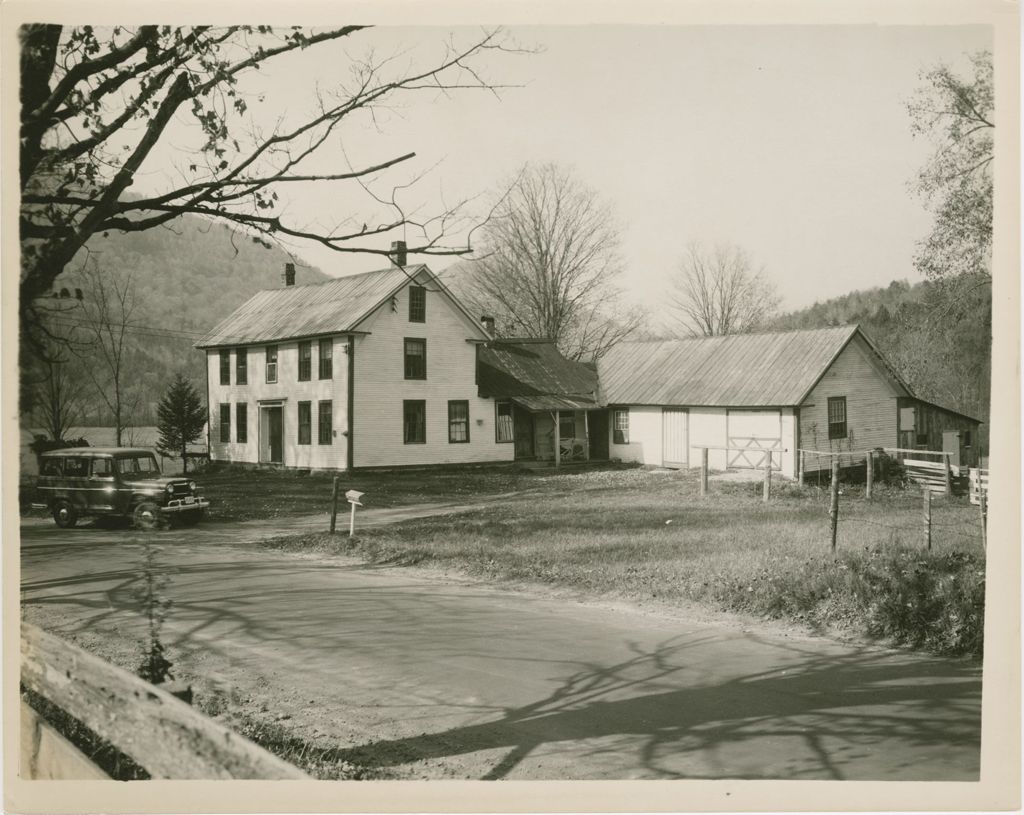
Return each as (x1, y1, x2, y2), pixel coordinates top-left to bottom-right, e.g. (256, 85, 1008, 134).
(345, 490, 365, 536)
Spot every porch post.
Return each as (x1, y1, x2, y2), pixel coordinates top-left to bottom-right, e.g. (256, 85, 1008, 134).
(583, 411, 590, 461)
(554, 410, 561, 468)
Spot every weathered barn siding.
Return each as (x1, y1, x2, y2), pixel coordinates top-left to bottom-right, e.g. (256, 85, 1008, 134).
(897, 397, 981, 467)
(207, 336, 349, 470)
(799, 334, 902, 472)
(351, 274, 512, 468)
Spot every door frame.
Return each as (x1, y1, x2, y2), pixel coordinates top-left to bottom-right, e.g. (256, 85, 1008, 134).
(258, 400, 285, 465)
(661, 407, 689, 469)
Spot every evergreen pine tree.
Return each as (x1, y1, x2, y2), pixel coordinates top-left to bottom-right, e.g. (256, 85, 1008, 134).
(155, 374, 206, 474)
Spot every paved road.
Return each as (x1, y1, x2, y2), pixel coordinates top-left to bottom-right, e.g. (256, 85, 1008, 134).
(20, 512, 982, 780)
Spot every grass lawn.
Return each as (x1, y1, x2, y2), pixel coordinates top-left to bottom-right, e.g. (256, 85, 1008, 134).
(260, 467, 986, 658)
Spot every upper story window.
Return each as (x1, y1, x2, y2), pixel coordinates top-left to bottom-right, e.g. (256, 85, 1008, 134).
(318, 339, 333, 380)
(298, 341, 312, 381)
(827, 396, 847, 440)
(409, 286, 426, 323)
(613, 409, 630, 444)
(404, 338, 426, 380)
(236, 348, 247, 385)
(266, 345, 278, 383)
(219, 350, 230, 385)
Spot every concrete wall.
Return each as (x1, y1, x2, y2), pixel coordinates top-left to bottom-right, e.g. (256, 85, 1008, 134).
(799, 334, 902, 472)
(351, 272, 513, 468)
(207, 336, 349, 470)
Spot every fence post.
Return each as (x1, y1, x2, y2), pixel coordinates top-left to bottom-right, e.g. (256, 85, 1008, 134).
(923, 487, 932, 551)
(798, 450, 805, 488)
(979, 487, 987, 551)
(700, 447, 708, 498)
(943, 454, 953, 497)
(329, 476, 340, 534)
(829, 459, 840, 553)
(762, 451, 772, 503)
(865, 451, 873, 501)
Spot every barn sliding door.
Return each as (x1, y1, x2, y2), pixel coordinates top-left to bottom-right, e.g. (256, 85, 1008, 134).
(727, 409, 782, 470)
(662, 408, 689, 469)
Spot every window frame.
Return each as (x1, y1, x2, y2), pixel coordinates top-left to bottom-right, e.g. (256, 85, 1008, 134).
(298, 341, 312, 381)
(963, 429, 972, 448)
(236, 403, 248, 444)
(613, 408, 630, 445)
(495, 401, 514, 443)
(236, 347, 247, 385)
(559, 413, 575, 440)
(827, 396, 848, 441)
(318, 338, 333, 380)
(403, 400, 426, 444)
(298, 401, 312, 445)
(448, 400, 470, 444)
(219, 403, 231, 444)
(91, 458, 114, 479)
(219, 349, 231, 385)
(408, 286, 426, 323)
(265, 345, 278, 384)
(404, 337, 427, 380)
(318, 400, 333, 445)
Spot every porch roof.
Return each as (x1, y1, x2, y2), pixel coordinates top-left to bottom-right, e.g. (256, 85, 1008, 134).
(511, 395, 599, 412)
(479, 339, 599, 409)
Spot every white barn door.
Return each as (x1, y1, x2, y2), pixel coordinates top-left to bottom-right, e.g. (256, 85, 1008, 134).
(662, 408, 689, 469)
(727, 409, 782, 470)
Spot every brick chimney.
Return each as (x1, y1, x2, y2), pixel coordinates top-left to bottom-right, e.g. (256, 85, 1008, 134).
(480, 315, 495, 335)
(389, 240, 407, 268)
(284, 262, 295, 286)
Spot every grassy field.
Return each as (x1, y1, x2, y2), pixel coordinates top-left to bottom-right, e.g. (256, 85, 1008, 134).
(259, 468, 986, 658)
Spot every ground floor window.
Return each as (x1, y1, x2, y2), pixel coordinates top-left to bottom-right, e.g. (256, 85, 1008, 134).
(404, 400, 426, 444)
(219, 403, 230, 443)
(236, 403, 247, 443)
(613, 408, 630, 444)
(318, 400, 333, 444)
(559, 412, 575, 440)
(496, 401, 514, 442)
(298, 401, 311, 445)
(448, 400, 470, 443)
(827, 396, 847, 440)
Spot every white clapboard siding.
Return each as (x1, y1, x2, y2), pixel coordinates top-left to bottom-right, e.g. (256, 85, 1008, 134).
(799, 333, 901, 472)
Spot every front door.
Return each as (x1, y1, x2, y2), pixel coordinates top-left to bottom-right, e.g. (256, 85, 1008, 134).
(662, 408, 689, 468)
(513, 407, 534, 459)
(589, 410, 609, 459)
(260, 405, 284, 464)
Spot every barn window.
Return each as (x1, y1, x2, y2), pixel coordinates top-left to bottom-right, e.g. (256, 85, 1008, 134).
(448, 401, 469, 443)
(318, 400, 333, 444)
(613, 409, 630, 444)
(404, 338, 426, 380)
(219, 403, 231, 443)
(265, 345, 278, 383)
(219, 350, 230, 385)
(495, 401, 514, 442)
(236, 403, 247, 444)
(963, 429, 972, 448)
(404, 400, 426, 444)
(827, 397, 847, 440)
(298, 342, 312, 381)
(298, 401, 311, 445)
(409, 286, 426, 323)
(318, 339, 332, 380)
(236, 348, 247, 385)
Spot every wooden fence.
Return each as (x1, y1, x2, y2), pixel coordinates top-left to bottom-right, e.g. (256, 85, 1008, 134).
(21, 623, 308, 780)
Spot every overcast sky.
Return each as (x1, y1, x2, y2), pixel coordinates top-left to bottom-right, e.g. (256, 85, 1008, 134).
(140, 24, 992, 322)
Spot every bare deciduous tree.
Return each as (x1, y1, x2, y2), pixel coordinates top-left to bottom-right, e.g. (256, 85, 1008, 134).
(668, 243, 780, 337)
(27, 337, 92, 442)
(455, 163, 643, 360)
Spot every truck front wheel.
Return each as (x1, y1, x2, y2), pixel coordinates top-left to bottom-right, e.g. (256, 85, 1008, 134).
(132, 501, 161, 531)
(53, 501, 78, 529)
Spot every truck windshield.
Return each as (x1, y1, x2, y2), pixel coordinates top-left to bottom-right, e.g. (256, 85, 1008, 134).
(115, 455, 161, 477)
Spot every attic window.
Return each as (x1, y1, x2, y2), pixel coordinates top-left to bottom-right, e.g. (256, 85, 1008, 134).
(409, 286, 426, 323)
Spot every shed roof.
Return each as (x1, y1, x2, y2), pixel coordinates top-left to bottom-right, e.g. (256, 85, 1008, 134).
(196, 265, 429, 348)
(478, 339, 599, 409)
(597, 325, 895, 407)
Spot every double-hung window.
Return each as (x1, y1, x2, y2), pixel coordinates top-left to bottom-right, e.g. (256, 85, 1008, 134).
(404, 338, 426, 380)
(298, 341, 312, 381)
(448, 401, 469, 443)
(298, 401, 311, 445)
(404, 400, 426, 444)
(236, 403, 247, 443)
(219, 350, 230, 385)
(613, 409, 630, 444)
(318, 339, 333, 380)
(219, 403, 231, 443)
(409, 286, 426, 322)
(495, 401, 514, 443)
(236, 348, 247, 385)
(318, 400, 333, 445)
(827, 396, 848, 440)
(266, 345, 278, 383)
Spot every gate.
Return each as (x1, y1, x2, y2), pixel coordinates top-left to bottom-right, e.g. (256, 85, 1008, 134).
(727, 409, 782, 470)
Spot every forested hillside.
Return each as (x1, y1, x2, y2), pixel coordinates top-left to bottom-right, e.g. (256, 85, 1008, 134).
(48, 216, 329, 424)
(773, 279, 991, 450)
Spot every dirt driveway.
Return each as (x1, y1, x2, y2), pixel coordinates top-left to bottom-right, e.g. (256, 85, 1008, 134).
(20, 507, 982, 780)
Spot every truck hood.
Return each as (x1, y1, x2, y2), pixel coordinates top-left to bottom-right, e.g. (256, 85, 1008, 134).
(122, 476, 189, 491)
